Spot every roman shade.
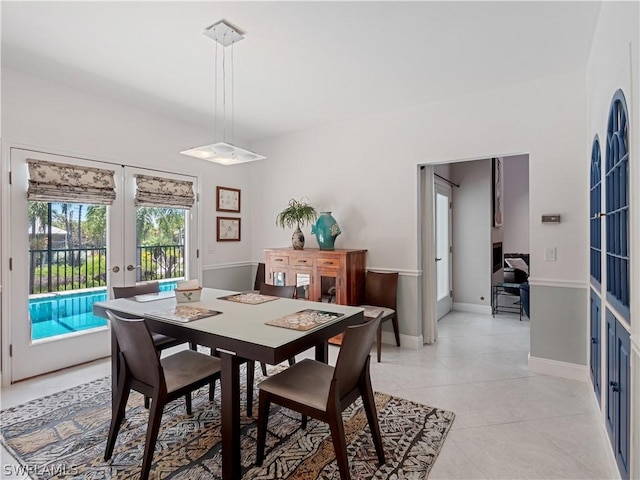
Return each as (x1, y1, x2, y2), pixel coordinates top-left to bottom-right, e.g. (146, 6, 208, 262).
(134, 174, 195, 208)
(27, 159, 116, 205)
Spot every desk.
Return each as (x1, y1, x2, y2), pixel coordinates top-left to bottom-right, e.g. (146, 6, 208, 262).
(492, 282, 523, 320)
(93, 288, 363, 480)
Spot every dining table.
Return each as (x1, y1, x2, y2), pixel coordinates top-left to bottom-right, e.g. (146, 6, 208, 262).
(93, 287, 364, 480)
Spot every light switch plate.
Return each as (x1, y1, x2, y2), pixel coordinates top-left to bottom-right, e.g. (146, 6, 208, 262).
(544, 247, 557, 261)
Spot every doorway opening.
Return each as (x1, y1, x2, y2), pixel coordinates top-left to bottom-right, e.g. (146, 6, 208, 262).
(419, 154, 530, 343)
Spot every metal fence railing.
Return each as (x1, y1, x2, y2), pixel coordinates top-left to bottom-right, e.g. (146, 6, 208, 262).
(29, 245, 185, 294)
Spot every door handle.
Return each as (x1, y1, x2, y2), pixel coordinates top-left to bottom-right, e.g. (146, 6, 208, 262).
(127, 265, 141, 271)
(435, 258, 442, 262)
(111, 266, 120, 273)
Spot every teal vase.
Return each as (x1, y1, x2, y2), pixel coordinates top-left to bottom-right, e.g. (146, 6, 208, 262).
(312, 212, 341, 250)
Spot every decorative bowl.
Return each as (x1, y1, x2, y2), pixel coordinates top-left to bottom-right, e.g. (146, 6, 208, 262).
(175, 287, 202, 303)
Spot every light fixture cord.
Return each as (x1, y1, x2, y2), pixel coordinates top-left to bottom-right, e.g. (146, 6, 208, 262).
(214, 30, 218, 143)
(231, 37, 235, 145)
(222, 31, 227, 142)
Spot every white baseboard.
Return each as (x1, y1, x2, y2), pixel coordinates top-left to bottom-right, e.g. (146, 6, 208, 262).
(381, 331, 422, 349)
(528, 355, 589, 382)
(452, 302, 492, 315)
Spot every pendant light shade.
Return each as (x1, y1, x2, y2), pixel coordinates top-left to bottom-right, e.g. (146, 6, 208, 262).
(181, 142, 266, 165)
(181, 20, 265, 166)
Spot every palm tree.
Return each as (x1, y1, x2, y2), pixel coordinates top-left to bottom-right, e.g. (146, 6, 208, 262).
(85, 205, 106, 246)
(28, 202, 50, 293)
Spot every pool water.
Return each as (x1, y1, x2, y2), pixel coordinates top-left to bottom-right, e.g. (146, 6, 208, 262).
(30, 281, 178, 341)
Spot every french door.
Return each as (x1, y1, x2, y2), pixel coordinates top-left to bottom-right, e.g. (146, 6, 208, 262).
(7, 149, 198, 382)
(435, 180, 453, 320)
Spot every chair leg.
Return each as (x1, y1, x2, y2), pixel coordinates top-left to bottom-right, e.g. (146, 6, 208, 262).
(287, 356, 296, 366)
(301, 414, 308, 429)
(327, 408, 351, 480)
(376, 324, 382, 363)
(144, 396, 150, 409)
(189, 342, 198, 351)
(260, 362, 268, 377)
(140, 395, 165, 480)
(185, 392, 192, 415)
(104, 372, 130, 460)
(246, 360, 255, 417)
(255, 391, 271, 466)
(360, 379, 385, 465)
(392, 315, 401, 347)
(209, 378, 217, 402)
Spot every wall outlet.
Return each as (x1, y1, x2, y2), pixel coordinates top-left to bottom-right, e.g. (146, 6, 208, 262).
(544, 247, 556, 261)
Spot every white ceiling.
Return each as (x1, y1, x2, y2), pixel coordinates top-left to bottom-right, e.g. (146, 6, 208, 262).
(2, 1, 602, 143)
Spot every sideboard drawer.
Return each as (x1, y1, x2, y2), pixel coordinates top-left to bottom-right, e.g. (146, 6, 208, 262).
(317, 257, 341, 268)
(291, 256, 315, 267)
(268, 255, 289, 266)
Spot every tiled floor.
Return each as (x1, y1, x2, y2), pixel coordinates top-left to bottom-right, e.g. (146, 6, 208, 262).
(0, 310, 619, 479)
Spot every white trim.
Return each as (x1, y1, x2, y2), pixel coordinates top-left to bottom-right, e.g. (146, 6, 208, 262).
(203, 261, 253, 271)
(367, 267, 420, 277)
(527, 277, 588, 289)
(631, 335, 640, 357)
(380, 331, 422, 349)
(528, 355, 589, 382)
(249, 262, 421, 277)
(453, 302, 492, 315)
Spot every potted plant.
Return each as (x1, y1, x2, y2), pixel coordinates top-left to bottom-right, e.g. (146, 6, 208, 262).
(276, 198, 318, 250)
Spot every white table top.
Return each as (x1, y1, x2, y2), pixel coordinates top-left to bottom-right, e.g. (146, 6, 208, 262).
(93, 287, 364, 349)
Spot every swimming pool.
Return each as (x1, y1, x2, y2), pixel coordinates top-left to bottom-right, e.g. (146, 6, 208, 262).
(29, 281, 179, 341)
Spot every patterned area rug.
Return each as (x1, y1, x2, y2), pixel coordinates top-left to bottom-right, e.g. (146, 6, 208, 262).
(1, 368, 455, 479)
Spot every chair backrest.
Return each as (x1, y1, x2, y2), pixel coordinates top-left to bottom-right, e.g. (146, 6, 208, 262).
(333, 314, 381, 398)
(254, 263, 266, 291)
(259, 282, 296, 299)
(363, 271, 398, 310)
(106, 310, 161, 389)
(112, 282, 160, 299)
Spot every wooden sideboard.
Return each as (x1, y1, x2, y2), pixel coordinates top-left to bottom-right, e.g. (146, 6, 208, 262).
(264, 248, 367, 306)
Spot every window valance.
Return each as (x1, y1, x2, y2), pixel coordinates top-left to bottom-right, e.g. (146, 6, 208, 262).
(27, 159, 116, 205)
(134, 174, 195, 209)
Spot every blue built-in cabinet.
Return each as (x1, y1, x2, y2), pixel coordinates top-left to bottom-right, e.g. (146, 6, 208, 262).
(605, 310, 631, 480)
(591, 89, 632, 480)
(590, 135, 602, 288)
(605, 90, 630, 322)
(589, 290, 601, 403)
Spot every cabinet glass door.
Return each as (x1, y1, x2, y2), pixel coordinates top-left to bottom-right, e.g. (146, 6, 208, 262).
(317, 270, 338, 303)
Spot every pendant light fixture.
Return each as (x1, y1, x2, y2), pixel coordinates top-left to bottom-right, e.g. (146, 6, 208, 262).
(181, 19, 266, 165)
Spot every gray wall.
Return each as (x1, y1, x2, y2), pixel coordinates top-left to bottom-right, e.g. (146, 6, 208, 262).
(451, 159, 492, 308)
(530, 284, 587, 365)
(203, 265, 255, 293)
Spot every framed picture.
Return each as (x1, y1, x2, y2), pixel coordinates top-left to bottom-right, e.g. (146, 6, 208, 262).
(492, 157, 503, 227)
(217, 216, 241, 241)
(216, 186, 241, 212)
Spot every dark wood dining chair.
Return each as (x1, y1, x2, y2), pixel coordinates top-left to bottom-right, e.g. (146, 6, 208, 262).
(104, 311, 221, 480)
(112, 282, 197, 409)
(112, 282, 192, 351)
(116, 283, 256, 417)
(253, 262, 266, 290)
(256, 314, 385, 480)
(258, 282, 297, 376)
(359, 271, 400, 362)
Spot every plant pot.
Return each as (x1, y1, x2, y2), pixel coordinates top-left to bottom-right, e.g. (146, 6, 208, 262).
(292, 226, 305, 250)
